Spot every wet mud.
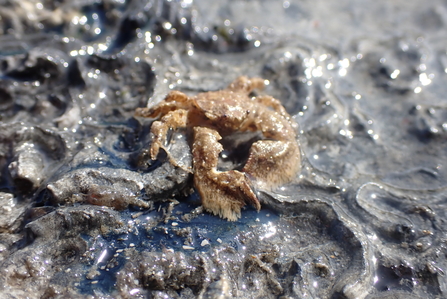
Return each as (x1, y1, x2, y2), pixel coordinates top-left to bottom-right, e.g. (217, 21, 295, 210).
(1, 0, 447, 298)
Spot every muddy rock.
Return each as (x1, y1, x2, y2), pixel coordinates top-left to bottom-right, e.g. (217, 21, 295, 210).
(1, 0, 447, 298)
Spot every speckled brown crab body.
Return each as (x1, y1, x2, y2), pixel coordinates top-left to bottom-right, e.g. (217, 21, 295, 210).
(135, 76, 301, 220)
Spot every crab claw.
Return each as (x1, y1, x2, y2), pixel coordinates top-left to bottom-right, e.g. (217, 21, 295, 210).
(196, 168, 261, 221)
(192, 127, 260, 221)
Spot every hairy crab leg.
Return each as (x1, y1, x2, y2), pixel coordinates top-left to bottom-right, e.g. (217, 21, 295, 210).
(242, 99, 301, 189)
(192, 126, 261, 221)
(134, 91, 190, 119)
(227, 76, 265, 93)
(242, 139, 300, 190)
(254, 95, 296, 125)
(149, 109, 188, 160)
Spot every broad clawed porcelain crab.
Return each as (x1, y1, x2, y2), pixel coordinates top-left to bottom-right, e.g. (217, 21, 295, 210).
(135, 76, 301, 220)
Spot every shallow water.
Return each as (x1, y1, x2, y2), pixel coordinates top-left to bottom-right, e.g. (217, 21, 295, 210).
(1, 0, 447, 298)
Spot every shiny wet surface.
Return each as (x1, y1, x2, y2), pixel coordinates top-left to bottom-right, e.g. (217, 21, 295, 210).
(1, 0, 447, 298)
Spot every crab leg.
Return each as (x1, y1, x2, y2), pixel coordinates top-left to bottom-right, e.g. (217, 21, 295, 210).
(149, 109, 188, 160)
(242, 139, 300, 190)
(135, 91, 190, 119)
(227, 76, 265, 93)
(242, 106, 301, 189)
(192, 126, 261, 221)
(255, 95, 295, 125)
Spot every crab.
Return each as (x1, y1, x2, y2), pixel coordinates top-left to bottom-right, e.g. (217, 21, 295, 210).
(135, 76, 301, 221)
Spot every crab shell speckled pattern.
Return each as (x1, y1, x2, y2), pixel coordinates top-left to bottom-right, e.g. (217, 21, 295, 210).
(135, 76, 301, 220)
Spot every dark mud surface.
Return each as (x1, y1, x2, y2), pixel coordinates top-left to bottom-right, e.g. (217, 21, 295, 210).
(1, 0, 447, 298)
